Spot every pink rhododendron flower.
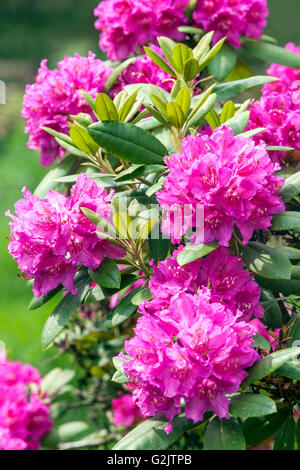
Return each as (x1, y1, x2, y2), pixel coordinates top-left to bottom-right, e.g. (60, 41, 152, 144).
(157, 126, 285, 247)
(0, 358, 53, 450)
(120, 287, 259, 433)
(193, 0, 269, 48)
(6, 174, 123, 298)
(112, 394, 142, 427)
(94, 0, 189, 61)
(22, 53, 112, 167)
(145, 246, 263, 322)
(250, 319, 280, 352)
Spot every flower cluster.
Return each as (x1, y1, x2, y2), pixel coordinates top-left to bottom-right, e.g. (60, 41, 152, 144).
(6, 174, 123, 298)
(157, 126, 285, 246)
(193, 0, 269, 48)
(22, 53, 112, 167)
(121, 287, 259, 433)
(145, 246, 264, 322)
(247, 43, 300, 165)
(94, 0, 189, 61)
(112, 394, 142, 427)
(0, 358, 52, 450)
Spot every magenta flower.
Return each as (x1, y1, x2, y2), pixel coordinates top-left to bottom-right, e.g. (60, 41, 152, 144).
(193, 0, 268, 48)
(145, 246, 263, 322)
(121, 287, 259, 433)
(157, 126, 285, 246)
(22, 53, 112, 167)
(6, 174, 123, 298)
(94, 0, 189, 61)
(112, 394, 142, 427)
(0, 358, 53, 450)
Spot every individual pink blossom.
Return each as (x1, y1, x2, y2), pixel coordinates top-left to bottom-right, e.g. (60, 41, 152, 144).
(120, 288, 259, 433)
(157, 126, 285, 247)
(6, 174, 123, 298)
(145, 246, 263, 322)
(193, 0, 269, 48)
(94, 0, 189, 61)
(112, 394, 142, 427)
(0, 358, 53, 450)
(22, 53, 112, 167)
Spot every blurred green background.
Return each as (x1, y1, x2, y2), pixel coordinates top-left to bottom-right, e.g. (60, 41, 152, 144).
(0, 0, 299, 373)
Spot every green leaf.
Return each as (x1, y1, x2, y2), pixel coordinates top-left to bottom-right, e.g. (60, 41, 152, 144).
(172, 44, 193, 73)
(286, 314, 300, 347)
(41, 368, 75, 398)
(220, 100, 235, 124)
(184, 57, 200, 82)
(204, 417, 246, 450)
(280, 172, 300, 203)
(260, 290, 283, 329)
(241, 242, 292, 279)
(193, 31, 214, 61)
(266, 146, 294, 152)
(274, 416, 295, 450)
(95, 93, 119, 121)
(157, 37, 177, 68)
(119, 88, 141, 122)
(276, 361, 300, 380)
(111, 370, 128, 384)
(225, 111, 250, 135)
(28, 285, 62, 310)
(237, 127, 266, 139)
(41, 276, 91, 348)
(242, 348, 300, 387)
(186, 93, 217, 128)
(176, 87, 191, 117)
(144, 46, 176, 77)
(167, 102, 185, 128)
(178, 26, 203, 35)
(144, 105, 171, 128)
(252, 333, 271, 350)
(113, 414, 194, 450)
(177, 242, 219, 266)
(104, 57, 136, 93)
(244, 40, 300, 68)
(256, 276, 300, 296)
(88, 121, 167, 165)
(214, 76, 278, 101)
(34, 156, 76, 198)
(208, 44, 237, 82)
(229, 393, 276, 418)
(271, 211, 300, 231)
(280, 246, 300, 260)
(132, 288, 153, 306)
(198, 37, 227, 72)
(149, 226, 171, 264)
(89, 259, 121, 289)
(205, 108, 220, 130)
(242, 408, 291, 446)
(111, 287, 142, 327)
(43, 422, 89, 447)
(70, 113, 93, 128)
(70, 125, 99, 154)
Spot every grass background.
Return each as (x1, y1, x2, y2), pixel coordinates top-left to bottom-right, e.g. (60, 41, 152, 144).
(0, 0, 299, 374)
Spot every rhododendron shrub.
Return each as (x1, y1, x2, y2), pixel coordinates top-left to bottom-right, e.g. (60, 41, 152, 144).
(6, 0, 300, 451)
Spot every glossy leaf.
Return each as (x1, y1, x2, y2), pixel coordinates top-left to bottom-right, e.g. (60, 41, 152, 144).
(177, 242, 219, 266)
(270, 211, 300, 231)
(214, 76, 278, 101)
(280, 172, 300, 203)
(111, 287, 142, 327)
(208, 43, 237, 82)
(113, 414, 194, 450)
(29, 285, 62, 311)
(183, 57, 200, 81)
(132, 288, 153, 306)
(225, 111, 250, 135)
(167, 102, 185, 128)
(176, 87, 191, 117)
(89, 259, 121, 289)
(204, 417, 246, 450)
(242, 408, 291, 446)
(220, 100, 235, 124)
(274, 416, 295, 450)
(144, 46, 176, 77)
(88, 121, 167, 165)
(229, 393, 276, 418)
(241, 242, 292, 279)
(95, 93, 119, 121)
(172, 43, 193, 73)
(242, 348, 300, 387)
(244, 40, 300, 68)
